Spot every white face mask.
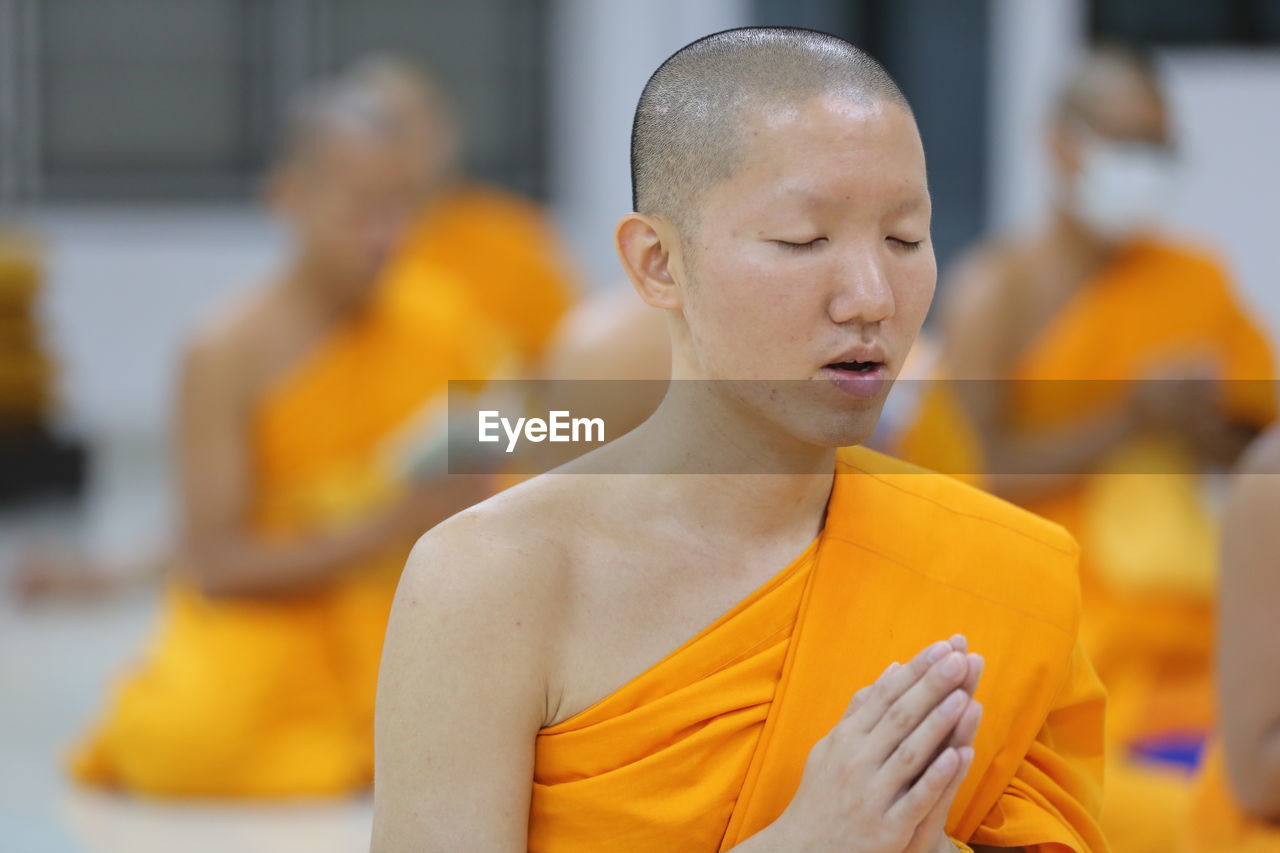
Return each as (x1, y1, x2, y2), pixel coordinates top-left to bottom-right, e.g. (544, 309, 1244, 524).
(1071, 131, 1177, 240)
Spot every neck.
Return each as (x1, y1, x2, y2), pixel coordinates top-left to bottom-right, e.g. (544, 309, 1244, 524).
(278, 253, 372, 323)
(606, 380, 837, 544)
(1045, 205, 1117, 276)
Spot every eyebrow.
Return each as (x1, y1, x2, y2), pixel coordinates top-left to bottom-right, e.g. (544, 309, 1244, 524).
(775, 183, 930, 214)
(887, 193, 930, 216)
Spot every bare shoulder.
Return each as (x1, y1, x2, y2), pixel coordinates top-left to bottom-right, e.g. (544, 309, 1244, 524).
(180, 282, 275, 390)
(374, 477, 589, 850)
(392, 475, 585, 674)
(937, 239, 1021, 336)
(942, 238, 1020, 306)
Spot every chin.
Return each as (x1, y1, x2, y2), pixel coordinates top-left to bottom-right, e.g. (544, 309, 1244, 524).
(788, 410, 881, 453)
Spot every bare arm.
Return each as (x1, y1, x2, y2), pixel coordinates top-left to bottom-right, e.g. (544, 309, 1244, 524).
(940, 252, 1136, 503)
(176, 337, 484, 597)
(371, 518, 551, 852)
(1218, 428, 1280, 821)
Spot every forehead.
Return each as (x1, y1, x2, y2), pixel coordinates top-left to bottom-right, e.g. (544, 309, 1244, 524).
(297, 127, 415, 185)
(1074, 68, 1168, 142)
(716, 93, 928, 210)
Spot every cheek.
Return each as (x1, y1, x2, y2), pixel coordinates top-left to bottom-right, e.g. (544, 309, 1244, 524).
(901, 256, 937, 323)
(685, 249, 817, 370)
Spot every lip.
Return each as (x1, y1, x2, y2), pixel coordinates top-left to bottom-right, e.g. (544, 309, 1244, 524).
(822, 363, 888, 399)
(825, 344, 888, 366)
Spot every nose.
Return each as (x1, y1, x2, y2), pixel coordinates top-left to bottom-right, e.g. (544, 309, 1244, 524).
(827, 242, 895, 328)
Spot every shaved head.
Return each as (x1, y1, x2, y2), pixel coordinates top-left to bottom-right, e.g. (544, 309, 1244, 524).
(341, 54, 462, 193)
(631, 26, 909, 233)
(278, 78, 397, 172)
(1055, 43, 1165, 129)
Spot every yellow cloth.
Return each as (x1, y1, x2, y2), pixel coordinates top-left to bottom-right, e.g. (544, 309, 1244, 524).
(1009, 238, 1274, 747)
(70, 272, 504, 797)
(893, 373, 987, 489)
(527, 446, 1107, 852)
(1191, 743, 1280, 852)
(1005, 237, 1275, 851)
(385, 183, 576, 365)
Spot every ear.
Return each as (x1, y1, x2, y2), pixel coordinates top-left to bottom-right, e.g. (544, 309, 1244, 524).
(614, 213, 685, 310)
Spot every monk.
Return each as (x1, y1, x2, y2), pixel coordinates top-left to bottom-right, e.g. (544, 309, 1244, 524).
(70, 79, 504, 797)
(1190, 427, 1280, 851)
(933, 45, 1275, 850)
(374, 28, 1106, 852)
(351, 56, 577, 367)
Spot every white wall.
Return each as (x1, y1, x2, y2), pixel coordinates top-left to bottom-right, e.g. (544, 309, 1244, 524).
(29, 205, 282, 434)
(548, 0, 750, 289)
(1161, 50, 1280, 348)
(988, 0, 1087, 234)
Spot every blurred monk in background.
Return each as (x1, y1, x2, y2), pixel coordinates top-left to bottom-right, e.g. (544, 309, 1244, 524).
(14, 54, 577, 599)
(71, 78, 505, 797)
(931, 44, 1275, 850)
(353, 56, 577, 368)
(1191, 425, 1280, 852)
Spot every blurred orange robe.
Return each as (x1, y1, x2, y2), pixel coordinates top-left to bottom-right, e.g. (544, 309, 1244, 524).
(71, 273, 502, 797)
(527, 446, 1107, 852)
(1009, 239, 1274, 749)
(1005, 238, 1275, 850)
(386, 183, 576, 365)
(1191, 744, 1280, 852)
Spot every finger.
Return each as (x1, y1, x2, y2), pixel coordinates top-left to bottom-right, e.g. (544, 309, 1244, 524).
(948, 634, 968, 654)
(899, 746, 976, 849)
(878, 687, 970, 790)
(843, 659, 900, 718)
(948, 699, 983, 751)
(848, 640, 954, 733)
(887, 745, 963, 827)
(865, 651, 969, 763)
(961, 652, 984, 697)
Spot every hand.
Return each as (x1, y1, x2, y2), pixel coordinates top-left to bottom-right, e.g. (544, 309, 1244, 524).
(1130, 354, 1223, 435)
(767, 636, 984, 853)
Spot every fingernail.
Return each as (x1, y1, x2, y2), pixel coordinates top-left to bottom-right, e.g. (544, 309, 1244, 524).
(959, 746, 975, 764)
(927, 641, 950, 663)
(944, 689, 966, 712)
(940, 652, 963, 677)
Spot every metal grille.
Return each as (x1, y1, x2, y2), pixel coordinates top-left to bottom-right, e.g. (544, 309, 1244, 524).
(0, 0, 549, 203)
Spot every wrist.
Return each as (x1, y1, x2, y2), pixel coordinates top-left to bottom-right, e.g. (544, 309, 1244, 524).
(731, 815, 796, 852)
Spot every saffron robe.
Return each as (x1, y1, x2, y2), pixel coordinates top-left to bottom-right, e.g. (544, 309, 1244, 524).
(1007, 238, 1274, 753)
(526, 445, 1107, 852)
(70, 272, 505, 796)
(384, 183, 577, 365)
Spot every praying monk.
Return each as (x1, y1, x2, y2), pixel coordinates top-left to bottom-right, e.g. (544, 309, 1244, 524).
(350, 56, 577, 367)
(1190, 426, 1280, 852)
(933, 45, 1275, 849)
(71, 79, 505, 797)
(374, 28, 1106, 852)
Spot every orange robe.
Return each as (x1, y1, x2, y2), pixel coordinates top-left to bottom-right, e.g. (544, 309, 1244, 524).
(527, 445, 1107, 852)
(1004, 238, 1275, 851)
(71, 272, 504, 797)
(1191, 744, 1280, 852)
(1008, 239, 1274, 752)
(385, 183, 577, 365)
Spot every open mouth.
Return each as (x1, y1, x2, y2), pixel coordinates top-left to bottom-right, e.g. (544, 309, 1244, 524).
(826, 360, 881, 373)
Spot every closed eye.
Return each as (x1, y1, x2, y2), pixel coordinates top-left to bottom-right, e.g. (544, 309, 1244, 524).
(773, 237, 827, 252)
(888, 237, 924, 251)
